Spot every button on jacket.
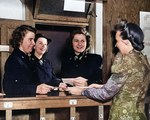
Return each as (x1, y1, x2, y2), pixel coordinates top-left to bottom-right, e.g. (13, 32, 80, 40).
(3, 48, 37, 95)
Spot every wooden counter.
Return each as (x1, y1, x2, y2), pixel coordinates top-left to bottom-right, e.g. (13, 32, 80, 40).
(0, 91, 111, 120)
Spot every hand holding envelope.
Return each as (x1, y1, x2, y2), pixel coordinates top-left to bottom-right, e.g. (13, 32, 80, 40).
(73, 77, 88, 86)
(62, 77, 88, 87)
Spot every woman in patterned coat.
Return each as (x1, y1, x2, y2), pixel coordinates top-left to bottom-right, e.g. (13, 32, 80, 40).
(66, 19, 150, 120)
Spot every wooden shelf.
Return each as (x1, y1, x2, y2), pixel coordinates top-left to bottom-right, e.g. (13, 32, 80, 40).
(34, 19, 89, 27)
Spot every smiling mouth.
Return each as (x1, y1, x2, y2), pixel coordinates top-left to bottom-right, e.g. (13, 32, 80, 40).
(77, 46, 83, 49)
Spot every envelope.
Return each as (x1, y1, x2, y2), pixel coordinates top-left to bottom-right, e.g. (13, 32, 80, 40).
(62, 78, 74, 86)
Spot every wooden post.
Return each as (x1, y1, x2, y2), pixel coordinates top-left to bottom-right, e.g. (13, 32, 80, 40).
(6, 109, 12, 120)
(70, 107, 76, 120)
(99, 106, 104, 120)
(40, 108, 46, 120)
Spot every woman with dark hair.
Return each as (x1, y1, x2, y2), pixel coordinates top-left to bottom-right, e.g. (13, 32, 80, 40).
(66, 20, 150, 119)
(61, 27, 102, 86)
(3, 25, 37, 95)
(30, 33, 66, 92)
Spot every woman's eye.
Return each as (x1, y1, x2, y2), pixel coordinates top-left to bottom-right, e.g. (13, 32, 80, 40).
(74, 39, 78, 42)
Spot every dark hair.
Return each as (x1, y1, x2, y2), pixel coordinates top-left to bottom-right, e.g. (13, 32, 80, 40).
(67, 27, 92, 54)
(34, 33, 52, 44)
(10, 25, 36, 48)
(113, 19, 144, 51)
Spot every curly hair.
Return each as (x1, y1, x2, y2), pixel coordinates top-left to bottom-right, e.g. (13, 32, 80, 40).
(10, 25, 36, 48)
(67, 27, 93, 54)
(113, 19, 144, 51)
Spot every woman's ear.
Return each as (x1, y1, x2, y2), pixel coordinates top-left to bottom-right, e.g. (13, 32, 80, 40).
(19, 40, 23, 45)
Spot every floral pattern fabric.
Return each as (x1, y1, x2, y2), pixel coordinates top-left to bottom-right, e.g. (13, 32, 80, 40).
(82, 50, 150, 120)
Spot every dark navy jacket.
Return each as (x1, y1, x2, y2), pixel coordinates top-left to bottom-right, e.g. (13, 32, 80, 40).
(30, 55, 61, 86)
(3, 48, 37, 96)
(61, 53, 103, 85)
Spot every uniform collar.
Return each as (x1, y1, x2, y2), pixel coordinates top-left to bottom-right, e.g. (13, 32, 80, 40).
(14, 48, 29, 60)
(31, 54, 45, 65)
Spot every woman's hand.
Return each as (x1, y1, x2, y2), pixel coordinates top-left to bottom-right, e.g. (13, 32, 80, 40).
(36, 84, 54, 94)
(59, 83, 67, 91)
(88, 84, 103, 89)
(73, 77, 88, 86)
(66, 87, 83, 95)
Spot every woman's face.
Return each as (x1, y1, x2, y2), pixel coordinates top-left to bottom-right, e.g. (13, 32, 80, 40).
(34, 37, 48, 56)
(19, 31, 35, 54)
(72, 34, 87, 55)
(115, 31, 127, 54)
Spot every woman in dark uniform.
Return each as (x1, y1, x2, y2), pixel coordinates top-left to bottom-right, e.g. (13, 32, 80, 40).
(61, 27, 103, 86)
(30, 33, 66, 91)
(3, 25, 39, 95)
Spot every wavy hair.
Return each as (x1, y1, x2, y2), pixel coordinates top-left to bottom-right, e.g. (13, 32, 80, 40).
(10, 25, 36, 48)
(67, 27, 93, 54)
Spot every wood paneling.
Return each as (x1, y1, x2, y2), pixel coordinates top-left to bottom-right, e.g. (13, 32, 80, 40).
(102, 0, 150, 83)
(25, 0, 34, 21)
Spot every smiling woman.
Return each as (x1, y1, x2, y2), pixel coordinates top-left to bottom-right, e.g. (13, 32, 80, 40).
(3, 25, 37, 95)
(30, 33, 67, 93)
(61, 27, 103, 86)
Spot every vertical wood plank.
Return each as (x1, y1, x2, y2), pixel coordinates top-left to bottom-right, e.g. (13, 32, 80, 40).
(99, 106, 103, 120)
(40, 108, 45, 120)
(70, 107, 76, 120)
(25, 0, 34, 21)
(6, 110, 12, 120)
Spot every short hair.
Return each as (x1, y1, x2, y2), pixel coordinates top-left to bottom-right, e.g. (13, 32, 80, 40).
(67, 27, 92, 54)
(113, 19, 144, 51)
(10, 25, 36, 48)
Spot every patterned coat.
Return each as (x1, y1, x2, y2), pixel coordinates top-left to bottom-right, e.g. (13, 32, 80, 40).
(82, 49, 150, 120)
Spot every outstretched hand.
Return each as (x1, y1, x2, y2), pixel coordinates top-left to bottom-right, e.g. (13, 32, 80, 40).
(36, 84, 54, 94)
(73, 77, 88, 86)
(59, 83, 67, 91)
(66, 87, 83, 95)
(88, 83, 103, 89)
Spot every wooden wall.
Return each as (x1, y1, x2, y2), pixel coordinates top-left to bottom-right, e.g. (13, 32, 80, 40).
(102, 0, 150, 83)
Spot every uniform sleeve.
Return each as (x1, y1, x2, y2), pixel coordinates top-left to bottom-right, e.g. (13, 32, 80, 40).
(82, 73, 127, 101)
(87, 55, 103, 85)
(61, 59, 69, 78)
(46, 60, 61, 86)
